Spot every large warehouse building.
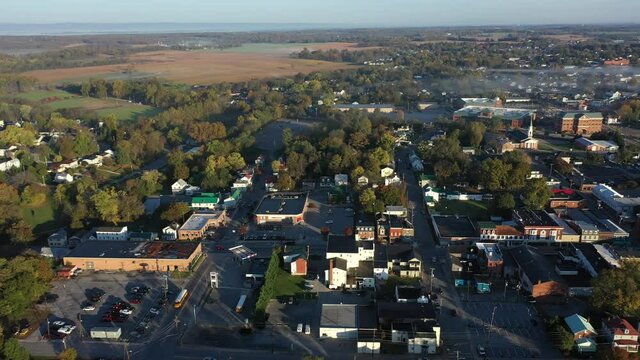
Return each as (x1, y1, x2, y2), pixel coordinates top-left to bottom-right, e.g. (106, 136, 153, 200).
(63, 241, 203, 272)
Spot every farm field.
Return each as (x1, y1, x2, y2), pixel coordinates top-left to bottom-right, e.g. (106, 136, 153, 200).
(10, 89, 158, 121)
(23, 42, 362, 85)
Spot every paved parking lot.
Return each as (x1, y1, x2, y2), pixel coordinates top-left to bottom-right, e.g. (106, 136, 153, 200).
(461, 301, 556, 359)
(305, 192, 355, 235)
(32, 272, 183, 343)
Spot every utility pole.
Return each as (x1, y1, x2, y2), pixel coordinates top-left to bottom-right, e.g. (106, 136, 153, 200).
(504, 281, 508, 301)
(193, 304, 197, 324)
(486, 306, 497, 349)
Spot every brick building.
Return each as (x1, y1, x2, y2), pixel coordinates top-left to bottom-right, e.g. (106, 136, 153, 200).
(63, 241, 203, 272)
(556, 112, 603, 136)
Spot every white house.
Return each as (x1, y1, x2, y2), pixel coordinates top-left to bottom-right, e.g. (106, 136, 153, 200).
(47, 229, 68, 247)
(54, 173, 74, 184)
(326, 258, 349, 289)
(171, 179, 189, 194)
(384, 174, 402, 186)
(357, 175, 369, 186)
(82, 155, 104, 166)
(0, 145, 18, 158)
(423, 187, 441, 206)
(0, 158, 20, 172)
(380, 167, 395, 178)
(335, 174, 349, 186)
(162, 224, 179, 240)
(95, 226, 129, 241)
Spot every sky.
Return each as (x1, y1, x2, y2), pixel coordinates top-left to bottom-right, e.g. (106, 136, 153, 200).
(1, 0, 639, 27)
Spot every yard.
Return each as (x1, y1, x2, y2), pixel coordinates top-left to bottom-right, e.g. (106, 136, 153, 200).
(434, 199, 491, 221)
(272, 269, 304, 298)
(21, 196, 58, 235)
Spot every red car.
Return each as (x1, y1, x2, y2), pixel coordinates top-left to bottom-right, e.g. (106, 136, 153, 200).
(130, 298, 141, 304)
(215, 245, 224, 252)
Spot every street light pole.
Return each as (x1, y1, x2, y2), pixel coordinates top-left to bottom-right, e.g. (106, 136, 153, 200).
(430, 268, 434, 294)
(504, 281, 508, 301)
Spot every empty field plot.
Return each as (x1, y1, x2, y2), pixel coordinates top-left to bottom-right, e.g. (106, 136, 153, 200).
(23, 42, 361, 85)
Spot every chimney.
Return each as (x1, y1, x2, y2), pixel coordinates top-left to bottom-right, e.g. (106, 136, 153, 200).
(328, 259, 334, 286)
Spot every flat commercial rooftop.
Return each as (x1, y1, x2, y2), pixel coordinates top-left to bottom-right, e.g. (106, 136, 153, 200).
(66, 241, 199, 260)
(321, 304, 357, 328)
(180, 211, 224, 231)
(432, 215, 477, 238)
(255, 192, 307, 215)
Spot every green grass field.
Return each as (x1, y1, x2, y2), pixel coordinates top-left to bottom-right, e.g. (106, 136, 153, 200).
(12, 89, 73, 101)
(272, 269, 304, 297)
(12, 89, 158, 121)
(21, 197, 58, 234)
(217, 43, 325, 54)
(435, 199, 491, 221)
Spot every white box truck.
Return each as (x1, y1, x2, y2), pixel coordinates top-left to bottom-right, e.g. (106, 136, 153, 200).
(90, 327, 121, 340)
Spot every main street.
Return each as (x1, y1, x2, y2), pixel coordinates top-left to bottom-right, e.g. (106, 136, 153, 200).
(396, 146, 476, 360)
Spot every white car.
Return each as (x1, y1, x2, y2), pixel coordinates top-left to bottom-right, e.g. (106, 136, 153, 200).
(325, 220, 334, 224)
(149, 307, 160, 315)
(305, 324, 311, 335)
(296, 323, 303, 333)
(82, 305, 96, 311)
(120, 308, 134, 315)
(57, 325, 76, 335)
(51, 320, 66, 328)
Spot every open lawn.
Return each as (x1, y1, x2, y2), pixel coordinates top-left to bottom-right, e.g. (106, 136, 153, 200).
(434, 199, 491, 221)
(21, 197, 58, 235)
(10, 89, 157, 121)
(272, 269, 304, 297)
(23, 42, 362, 85)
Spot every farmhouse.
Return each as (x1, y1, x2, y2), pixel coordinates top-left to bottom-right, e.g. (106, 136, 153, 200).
(63, 241, 202, 272)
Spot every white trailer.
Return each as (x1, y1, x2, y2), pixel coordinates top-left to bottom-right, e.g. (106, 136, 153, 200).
(90, 327, 121, 340)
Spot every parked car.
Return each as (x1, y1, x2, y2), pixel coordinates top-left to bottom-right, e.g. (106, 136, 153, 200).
(296, 323, 303, 333)
(477, 345, 486, 357)
(325, 220, 334, 224)
(149, 308, 160, 315)
(82, 304, 96, 311)
(57, 325, 76, 335)
(305, 324, 311, 335)
(120, 308, 134, 315)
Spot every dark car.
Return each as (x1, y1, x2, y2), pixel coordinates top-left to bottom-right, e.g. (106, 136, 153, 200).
(450, 309, 457, 316)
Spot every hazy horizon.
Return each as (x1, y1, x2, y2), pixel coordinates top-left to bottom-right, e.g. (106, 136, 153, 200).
(0, 0, 639, 35)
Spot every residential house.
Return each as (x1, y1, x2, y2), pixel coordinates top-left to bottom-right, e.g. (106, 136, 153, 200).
(319, 176, 333, 188)
(326, 258, 349, 289)
(82, 154, 104, 167)
(418, 174, 437, 188)
(283, 246, 309, 276)
(54, 173, 74, 184)
(374, 245, 389, 280)
(565, 314, 597, 353)
(602, 317, 639, 353)
(0, 158, 20, 172)
(95, 226, 129, 241)
(384, 174, 402, 186)
(423, 187, 442, 207)
(184, 186, 201, 196)
(387, 244, 421, 278)
(326, 235, 360, 269)
(171, 179, 190, 194)
(162, 224, 179, 241)
(380, 166, 395, 178)
(222, 189, 242, 210)
(48, 229, 68, 248)
(335, 174, 349, 186)
(357, 176, 369, 186)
